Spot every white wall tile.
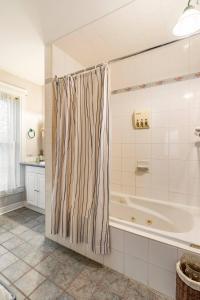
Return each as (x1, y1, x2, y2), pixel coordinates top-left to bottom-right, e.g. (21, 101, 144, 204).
(135, 129, 151, 144)
(122, 158, 135, 172)
(112, 143, 122, 157)
(110, 227, 124, 252)
(152, 144, 168, 160)
(168, 126, 189, 143)
(124, 232, 149, 261)
(151, 128, 168, 144)
(148, 264, 176, 298)
(111, 184, 122, 193)
(136, 187, 152, 198)
(111, 170, 121, 185)
(122, 185, 135, 195)
(124, 254, 148, 285)
(168, 109, 189, 128)
(121, 171, 135, 187)
(122, 144, 135, 158)
(169, 143, 190, 161)
(111, 60, 200, 207)
(135, 144, 151, 160)
(103, 249, 124, 273)
(149, 240, 178, 272)
(151, 188, 168, 201)
(169, 160, 189, 194)
(152, 111, 168, 128)
(136, 174, 152, 192)
(189, 35, 200, 74)
(111, 157, 121, 171)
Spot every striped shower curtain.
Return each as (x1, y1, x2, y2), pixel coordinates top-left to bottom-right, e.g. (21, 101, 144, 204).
(51, 64, 110, 255)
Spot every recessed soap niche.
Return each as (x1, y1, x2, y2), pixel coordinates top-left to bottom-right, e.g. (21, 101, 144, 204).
(133, 111, 150, 129)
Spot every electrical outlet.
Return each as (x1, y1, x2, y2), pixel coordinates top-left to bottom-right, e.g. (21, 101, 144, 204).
(133, 111, 150, 129)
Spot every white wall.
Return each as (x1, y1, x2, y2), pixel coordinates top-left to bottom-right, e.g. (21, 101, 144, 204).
(110, 35, 200, 207)
(52, 45, 83, 77)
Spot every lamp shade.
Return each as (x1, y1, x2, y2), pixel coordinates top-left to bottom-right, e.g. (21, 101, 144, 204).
(173, 6, 200, 37)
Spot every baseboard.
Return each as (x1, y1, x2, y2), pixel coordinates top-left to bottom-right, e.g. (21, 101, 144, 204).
(25, 203, 45, 215)
(0, 201, 25, 215)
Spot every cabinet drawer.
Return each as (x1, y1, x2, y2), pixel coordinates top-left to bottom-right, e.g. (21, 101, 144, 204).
(26, 166, 45, 175)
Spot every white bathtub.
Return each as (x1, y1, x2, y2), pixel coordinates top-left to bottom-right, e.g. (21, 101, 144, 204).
(110, 192, 200, 249)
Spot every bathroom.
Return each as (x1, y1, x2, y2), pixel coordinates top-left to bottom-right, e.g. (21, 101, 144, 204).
(1, 0, 200, 299)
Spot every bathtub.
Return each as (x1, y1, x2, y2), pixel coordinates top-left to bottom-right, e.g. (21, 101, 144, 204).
(110, 192, 200, 249)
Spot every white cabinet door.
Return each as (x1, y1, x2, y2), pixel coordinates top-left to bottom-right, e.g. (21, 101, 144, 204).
(26, 171, 37, 206)
(37, 173, 45, 209)
(25, 166, 45, 210)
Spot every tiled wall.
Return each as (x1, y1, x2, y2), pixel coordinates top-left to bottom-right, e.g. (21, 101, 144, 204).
(110, 35, 200, 207)
(104, 227, 194, 298)
(49, 223, 195, 298)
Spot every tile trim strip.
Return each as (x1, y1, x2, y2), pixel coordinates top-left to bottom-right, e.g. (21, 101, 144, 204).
(112, 71, 200, 95)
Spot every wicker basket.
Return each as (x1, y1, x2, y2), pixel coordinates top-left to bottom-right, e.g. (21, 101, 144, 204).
(176, 261, 200, 300)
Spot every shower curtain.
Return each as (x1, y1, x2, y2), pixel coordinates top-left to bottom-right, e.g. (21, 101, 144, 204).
(51, 64, 110, 255)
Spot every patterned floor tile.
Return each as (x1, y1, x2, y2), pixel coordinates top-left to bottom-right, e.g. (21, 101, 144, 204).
(0, 227, 6, 234)
(31, 224, 45, 234)
(15, 269, 45, 296)
(0, 232, 15, 244)
(28, 235, 46, 248)
(35, 255, 62, 277)
(0, 209, 173, 300)
(92, 288, 122, 300)
(0, 273, 12, 286)
(2, 236, 24, 250)
(100, 270, 129, 297)
(123, 280, 149, 300)
(51, 246, 73, 264)
(37, 238, 59, 254)
(23, 248, 49, 267)
(2, 259, 31, 282)
(57, 292, 75, 300)
(19, 229, 41, 242)
(9, 285, 26, 300)
(11, 242, 33, 259)
(23, 219, 40, 229)
(0, 252, 19, 271)
(80, 262, 107, 284)
(49, 261, 84, 290)
(29, 279, 63, 300)
(0, 244, 8, 255)
(67, 273, 97, 300)
(10, 225, 29, 235)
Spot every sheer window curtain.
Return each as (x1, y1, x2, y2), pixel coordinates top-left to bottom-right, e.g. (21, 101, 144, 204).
(0, 91, 20, 194)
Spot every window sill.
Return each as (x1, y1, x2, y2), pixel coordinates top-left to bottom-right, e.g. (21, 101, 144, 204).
(0, 187, 25, 198)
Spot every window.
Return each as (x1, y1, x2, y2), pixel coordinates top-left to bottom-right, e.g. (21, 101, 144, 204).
(0, 86, 21, 194)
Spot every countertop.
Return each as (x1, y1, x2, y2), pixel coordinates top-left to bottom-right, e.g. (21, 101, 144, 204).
(20, 162, 45, 168)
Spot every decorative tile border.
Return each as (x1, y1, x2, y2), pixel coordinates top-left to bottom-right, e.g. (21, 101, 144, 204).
(111, 71, 200, 95)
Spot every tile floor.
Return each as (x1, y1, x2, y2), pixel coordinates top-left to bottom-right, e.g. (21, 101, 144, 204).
(0, 208, 173, 300)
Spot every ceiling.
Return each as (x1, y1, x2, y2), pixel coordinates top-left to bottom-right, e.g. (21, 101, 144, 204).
(55, 0, 199, 67)
(0, 0, 198, 85)
(0, 0, 133, 85)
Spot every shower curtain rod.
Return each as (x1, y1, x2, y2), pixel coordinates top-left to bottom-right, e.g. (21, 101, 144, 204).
(55, 32, 200, 80)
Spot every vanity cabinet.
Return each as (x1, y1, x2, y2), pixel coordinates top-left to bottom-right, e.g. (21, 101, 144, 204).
(25, 166, 45, 210)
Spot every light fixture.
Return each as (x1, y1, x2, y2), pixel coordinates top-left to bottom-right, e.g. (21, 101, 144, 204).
(173, 0, 200, 37)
